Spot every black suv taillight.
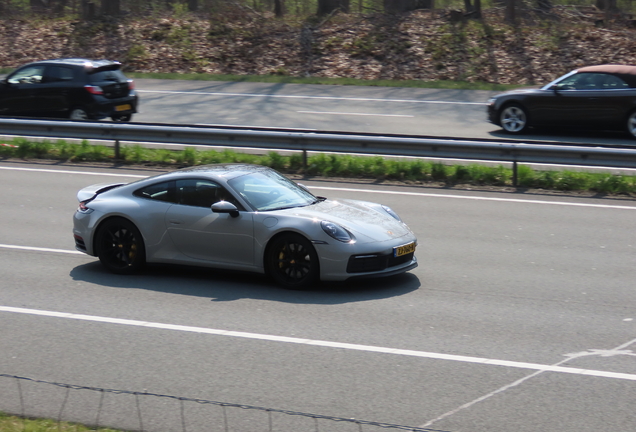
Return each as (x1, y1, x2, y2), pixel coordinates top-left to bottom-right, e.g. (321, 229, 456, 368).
(84, 85, 104, 95)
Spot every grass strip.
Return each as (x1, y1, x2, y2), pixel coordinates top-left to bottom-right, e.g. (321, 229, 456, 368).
(1, 137, 635, 195)
(0, 412, 123, 432)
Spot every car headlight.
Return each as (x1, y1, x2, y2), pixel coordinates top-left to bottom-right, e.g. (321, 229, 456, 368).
(382, 205, 402, 222)
(321, 221, 355, 243)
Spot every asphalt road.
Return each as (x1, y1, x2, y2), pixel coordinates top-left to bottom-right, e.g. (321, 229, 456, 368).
(0, 161, 635, 432)
(131, 78, 636, 146)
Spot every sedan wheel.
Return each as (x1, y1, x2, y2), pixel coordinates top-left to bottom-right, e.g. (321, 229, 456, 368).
(267, 233, 319, 289)
(112, 114, 132, 122)
(96, 218, 145, 274)
(500, 104, 528, 134)
(69, 107, 89, 120)
(627, 111, 636, 139)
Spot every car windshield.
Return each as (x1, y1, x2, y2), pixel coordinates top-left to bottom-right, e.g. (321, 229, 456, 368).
(540, 70, 577, 90)
(227, 170, 318, 211)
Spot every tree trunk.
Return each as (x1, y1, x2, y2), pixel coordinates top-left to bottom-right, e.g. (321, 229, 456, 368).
(101, 0, 120, 16)
(472, 0, 481, 18)
(80, 0, 96, 19)
(188, 0, 198, 11)
(505, 0, 516, 24)
(317, 0, 349, 15)
(30, 0, 48, 13)
(274, 0, 284, 16)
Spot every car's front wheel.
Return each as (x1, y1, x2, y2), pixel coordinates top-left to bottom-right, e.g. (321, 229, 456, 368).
(266, 233, 319, 290)
(96, 218, 146, 274)
(69, 107, 90, 120)
(500, 104, 529, 134)
(626, 110, 636, 139)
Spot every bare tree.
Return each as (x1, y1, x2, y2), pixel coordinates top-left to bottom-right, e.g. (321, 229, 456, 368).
(274, 0, 284, 16)
(463, 0, 481, 18)
(505, 0, 516, 23)
(317, 0, 349, 15)
(101, 0, 120, 15)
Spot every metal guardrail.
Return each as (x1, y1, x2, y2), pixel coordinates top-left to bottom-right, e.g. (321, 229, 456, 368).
(1, 118, 636, 185)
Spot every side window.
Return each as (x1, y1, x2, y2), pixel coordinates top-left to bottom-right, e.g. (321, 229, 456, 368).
(557, 73, 629, 91)
(595, 74, 629, 89)
(558, 73, 597, 90)
(7, 65, 45, 85)
(133, 181, 176, 203)
(176, 179, 242, 209)
(44, 66, 75, 83)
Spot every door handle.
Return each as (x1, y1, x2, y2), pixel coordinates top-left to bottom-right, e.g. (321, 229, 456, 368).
(168, 220, 182, 225)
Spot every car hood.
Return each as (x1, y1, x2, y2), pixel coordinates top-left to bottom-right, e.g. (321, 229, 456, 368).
(494, 87, 542, 97)
(280, 199, 413, 242)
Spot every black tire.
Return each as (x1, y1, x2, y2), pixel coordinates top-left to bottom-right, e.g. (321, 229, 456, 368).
(96, 218, 146, 274)
(112, 114, 132, 122)
(69, 107, 90, 120)
(266, 233, 319, 290)
(626, 110, 636, 139)
(499, 104, 529, 134)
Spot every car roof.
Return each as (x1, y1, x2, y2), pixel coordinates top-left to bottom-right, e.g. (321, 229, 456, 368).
(576, 64, 636, 86)
(18, 58, 121, 71)
(141, 164, 272, 183)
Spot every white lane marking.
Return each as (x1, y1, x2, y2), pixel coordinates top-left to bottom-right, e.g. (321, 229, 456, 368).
(298, 111, 414, 118)
(1, 305, 635, 382)
(312, 186, 636, 210)
(196, 124, 318, 131)
(2, 165, 635, 210)
(0, 166, 147, 178)
(418, 337, 636, 428)
(0, 244, 83, 255)
(138, 89, 486, 106)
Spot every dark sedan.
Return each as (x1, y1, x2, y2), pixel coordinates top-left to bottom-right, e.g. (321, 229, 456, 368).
(0, 58, 138, 121)
(487, 64, 636, 138)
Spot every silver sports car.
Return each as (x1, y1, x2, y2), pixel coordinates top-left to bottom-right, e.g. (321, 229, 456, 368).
(73, 164, 418, 289)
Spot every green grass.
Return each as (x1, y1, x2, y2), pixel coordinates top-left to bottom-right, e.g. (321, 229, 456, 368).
(1, 137, 635, 195)
(0, 412, 123, 432)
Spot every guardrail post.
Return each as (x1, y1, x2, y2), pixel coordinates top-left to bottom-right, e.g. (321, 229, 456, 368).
(302, 149, 308, 170)
(115, 139, 120, 160)
(512, 161, 518, 187)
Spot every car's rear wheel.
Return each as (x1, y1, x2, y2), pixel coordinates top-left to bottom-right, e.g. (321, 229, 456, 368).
(96, 218, 145, 274)
(112, 114, 132, 122)
(500, 104, 529, 134)
(266, 233, 319, 290)
(626, 110, 636, 139)
(69, 107, 90, 120)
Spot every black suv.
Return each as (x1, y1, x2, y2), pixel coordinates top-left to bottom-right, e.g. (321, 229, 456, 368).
(0, 58, 138, 121)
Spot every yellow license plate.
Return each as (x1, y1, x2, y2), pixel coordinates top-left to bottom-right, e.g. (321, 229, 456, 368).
(115, 104, 131, 112)
(394, 242, 416, 257)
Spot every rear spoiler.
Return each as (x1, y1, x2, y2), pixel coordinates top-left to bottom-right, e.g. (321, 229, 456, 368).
(77, 182, 124, 202)
(85, 60, 122, 74)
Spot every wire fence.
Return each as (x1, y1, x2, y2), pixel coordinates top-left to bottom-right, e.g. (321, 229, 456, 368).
(0, 374, 449, 432)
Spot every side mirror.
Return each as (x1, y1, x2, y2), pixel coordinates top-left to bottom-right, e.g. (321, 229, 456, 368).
(211, 201, 239, 218)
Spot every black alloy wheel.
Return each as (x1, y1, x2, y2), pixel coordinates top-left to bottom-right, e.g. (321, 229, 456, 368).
(96, 218, 146, 274)
(267, 233, 319, 290)
(69, 107, 90, 120)
(627, 110, 636, 139)
(112, 114, 132, 122)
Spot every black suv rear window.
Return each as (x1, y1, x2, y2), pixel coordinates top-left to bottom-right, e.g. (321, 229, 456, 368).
(89, 70, 127, 83)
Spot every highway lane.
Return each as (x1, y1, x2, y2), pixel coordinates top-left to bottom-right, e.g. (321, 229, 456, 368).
(0, 162, 635, 431)
(131, 79, 636, 146)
